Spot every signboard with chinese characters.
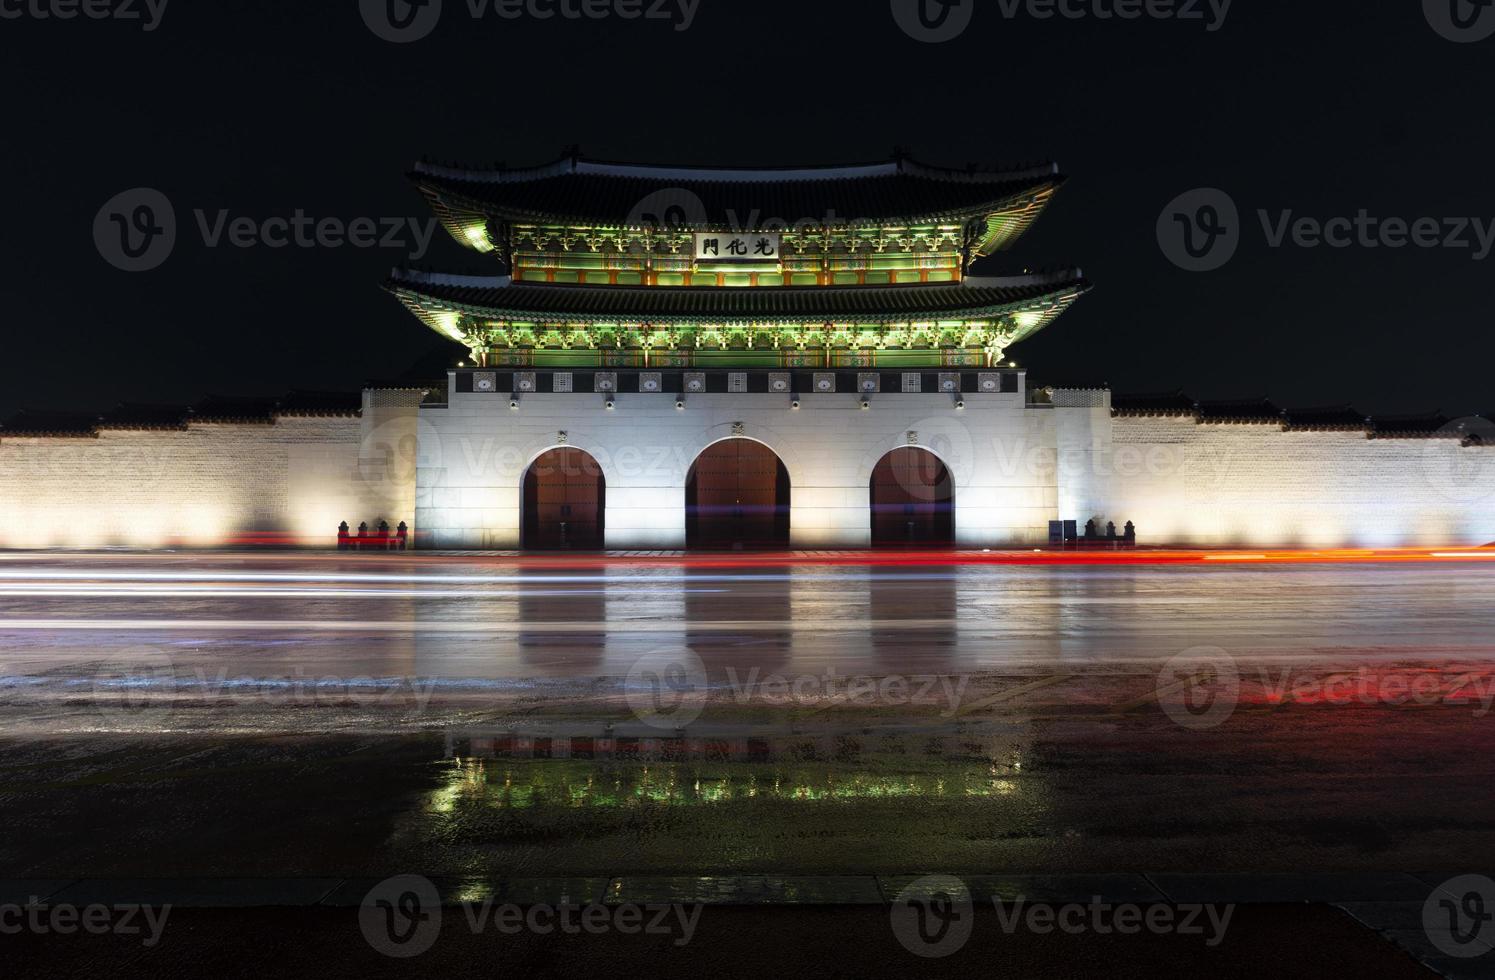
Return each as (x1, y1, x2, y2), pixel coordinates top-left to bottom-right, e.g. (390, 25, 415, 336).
(694, 232, 781, 262)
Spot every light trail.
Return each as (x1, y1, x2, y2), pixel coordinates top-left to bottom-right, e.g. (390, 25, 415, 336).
(0, 546, 1491, 570)
(0, 592, 1215, 606)
(0, 587, 729, 599)
(0, 618, 964, 633)
(0, 598, 1221, 633)
(0, 568, 1195, 585)
(0, 570, 684, 584)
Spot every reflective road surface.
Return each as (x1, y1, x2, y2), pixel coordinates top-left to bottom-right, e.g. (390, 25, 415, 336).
(1, 552, 1493, 879)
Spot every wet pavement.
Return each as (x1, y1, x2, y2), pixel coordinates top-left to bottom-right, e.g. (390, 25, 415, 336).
(0, 905, 1432, 980)
(2, 552, 1493, 974)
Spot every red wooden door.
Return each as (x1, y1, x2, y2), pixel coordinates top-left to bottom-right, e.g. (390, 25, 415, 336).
(870, 448, 954, 546)
(523, 448, 605, 550)
(686, 440, 790, 550)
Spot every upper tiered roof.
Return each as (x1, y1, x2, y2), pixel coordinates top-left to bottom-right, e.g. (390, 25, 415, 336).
(414, 153, 1064, 255)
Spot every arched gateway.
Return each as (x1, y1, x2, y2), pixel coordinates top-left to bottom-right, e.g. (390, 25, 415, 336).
(870, 447, 955, 547)
(522, 448, 605, 550)
(390, 153, 1090, 552)
(686, 440, 790, 550)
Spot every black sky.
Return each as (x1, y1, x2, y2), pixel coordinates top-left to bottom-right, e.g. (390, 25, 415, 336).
(2, 0, 1492, 419)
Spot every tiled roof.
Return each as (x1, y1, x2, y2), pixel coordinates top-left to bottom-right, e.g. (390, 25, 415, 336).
(190, 396, 280, 424)
(386, 269, 1089, 324)
(1280, 405, 1369, 432)
(275, 390, 364, 418)
(1367, 413, 1456, 439)
(412, 155, 1062, 227)
(97, 403, 192, 431)
(1110, 391, 1198, 418)
(2, 393, 364, 439)
(1196, 399, 1282, 424)
(0, 411, 101, 437)
(1110, 394, 1472, 439)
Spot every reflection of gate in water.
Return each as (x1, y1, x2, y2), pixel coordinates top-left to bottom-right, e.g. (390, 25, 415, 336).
(516, 570, 607, 671)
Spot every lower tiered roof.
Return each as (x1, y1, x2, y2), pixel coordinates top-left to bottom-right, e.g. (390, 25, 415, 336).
(390, 270, 1084, 321)
(386, 268, 1089, 351)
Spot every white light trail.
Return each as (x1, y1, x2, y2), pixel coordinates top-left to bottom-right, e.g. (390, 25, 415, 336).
(0, 587, 726, 599)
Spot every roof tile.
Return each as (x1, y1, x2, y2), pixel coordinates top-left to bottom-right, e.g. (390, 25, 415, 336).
(387, 270, 1088, 324)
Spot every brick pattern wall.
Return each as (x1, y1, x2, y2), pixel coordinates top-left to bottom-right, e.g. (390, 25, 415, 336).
(1049, 388, 1108, 409)
(357, 389, 429, 534)
(3, 394, 1489, 551)
(0, 418, 364, 548)
(1104, 417, 1495, 547)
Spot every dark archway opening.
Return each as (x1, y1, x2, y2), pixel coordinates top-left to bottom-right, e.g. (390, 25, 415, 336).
(870, 447, 955, 547)
(522, 448, 605, 551)
(685, 440, 791, 550)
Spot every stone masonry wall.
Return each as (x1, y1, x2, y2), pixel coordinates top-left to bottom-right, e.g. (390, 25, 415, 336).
(3, 389, 1490, 551)
(1100, 416, 1495, 547)
(0, 417, 364, 548)
(415, 381, 1058, 550)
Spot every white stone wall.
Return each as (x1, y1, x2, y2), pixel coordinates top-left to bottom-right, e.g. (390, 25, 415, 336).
(1049, 391, 1115, 529)
(415, 379, 1059, 549)
(0, 418, 364, 549)
(1101, 416, 1495, 547)
(4, 384, 1490, 551)
(357, 388, 429, 532)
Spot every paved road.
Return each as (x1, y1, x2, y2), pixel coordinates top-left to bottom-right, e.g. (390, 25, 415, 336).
(1, 553, 1493, 882)
(4, 553, 1491, 975)
(0, 906, 1430, 980)
(2, 552, 1493, 687)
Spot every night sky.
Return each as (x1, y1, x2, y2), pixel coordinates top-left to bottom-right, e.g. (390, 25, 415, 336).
(4, 0, 1492, 419)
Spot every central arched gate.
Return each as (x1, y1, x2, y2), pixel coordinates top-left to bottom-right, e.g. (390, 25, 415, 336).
(685, 440, 791, 550)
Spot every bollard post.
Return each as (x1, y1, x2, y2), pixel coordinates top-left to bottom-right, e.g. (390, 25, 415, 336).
(397, 521, 409, 551)
(357, 521, 369, 552)
(337, 521, 350, 551)
(378, 519, 391, 551)
(1124, 521, 1137, 547)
